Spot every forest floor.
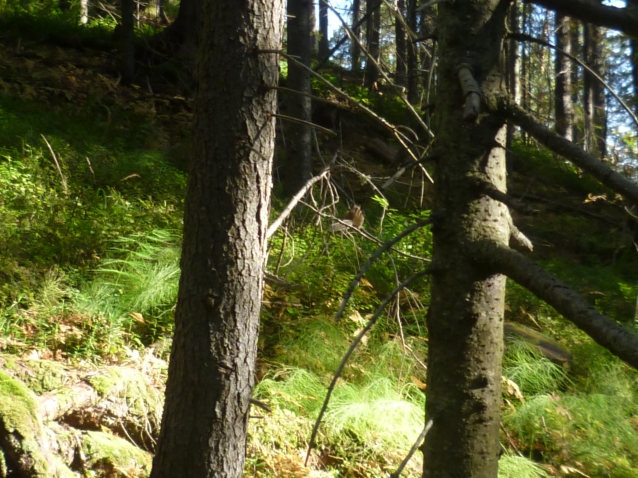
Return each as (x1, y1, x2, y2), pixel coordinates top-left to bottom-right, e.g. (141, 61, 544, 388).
(0, 14, 638, 478)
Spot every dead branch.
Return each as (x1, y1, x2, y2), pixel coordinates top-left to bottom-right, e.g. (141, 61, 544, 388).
(305, 267, 433, 466)
(334, 218, 432, 322)
(267, 169, 331, 239)
(470, 240, 638, 369)
(498, 101, 638, 206)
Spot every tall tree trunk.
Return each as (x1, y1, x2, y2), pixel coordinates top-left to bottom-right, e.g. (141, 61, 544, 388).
(419, 6, 436, 108)
(120, 0, 135, 84)
(285, 0, 313, 196)
(351, 0, 362, 73)
(395, 0, 407, 86)
(365, 0, 381, 88)
(554, 13, 573, 140)
(149, 0, 284, 476)
(583, 23, 606, 157)
(423, 0, 510, 476)
(570, 20, 583, 145)
(506, 1, 520, 168)
(319, 0, 330, 60)
(406, 0, 419, 103)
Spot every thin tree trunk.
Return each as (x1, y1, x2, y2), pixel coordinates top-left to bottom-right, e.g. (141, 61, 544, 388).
(319, 0, 330, 60)
(121, 0, 135, 84)
(365, 0, 381, 88)
(422, 0, 510, 475)
(584, 22, 607, 158)
(351, 0, 362, 73)
(506, 1, 520, 168)
(570, 19, 582, 145)
(285, 0, 313, 196)
(149, 0, 284, 476)
(555, 13, 573, 140)
(406, 0, 418, 103)
(395, 0, 407, 86)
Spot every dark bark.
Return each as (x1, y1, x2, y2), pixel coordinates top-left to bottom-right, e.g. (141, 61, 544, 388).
(554, 13, 573, 140)
(583, 23, 606, 157)
(406, 0, 419, 104)
(395, 0, 407, 86)
(351, 0, 362, 73)
(319, 0, 330, 60)
(284, 0, 313, 196)
(472, 241, 638, 369)
(365, 0, 381, 87)
(120, 0, 135, 84)
(499, 101, 638, 205)
(153, 0, 202, 71)
(531, 0, 638, 38)
(423, 0, 511, 475)
(570, 20, 582, 144)
(149, 0, 284, 477)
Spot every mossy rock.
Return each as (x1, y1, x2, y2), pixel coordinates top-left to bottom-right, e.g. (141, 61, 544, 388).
(0, 370, 73, 477)
(82, 430, 151, 477)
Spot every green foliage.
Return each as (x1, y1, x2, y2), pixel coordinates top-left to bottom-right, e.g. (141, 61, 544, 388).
(76, 229, 181, 341)
(505, 351, 638, 477)
(503, 339, 569, 396)
(511, 143, 606, 197)
(498, 454, 549, 478)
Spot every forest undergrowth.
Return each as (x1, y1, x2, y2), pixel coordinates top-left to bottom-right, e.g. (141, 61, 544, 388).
(0, 11, 637, 478)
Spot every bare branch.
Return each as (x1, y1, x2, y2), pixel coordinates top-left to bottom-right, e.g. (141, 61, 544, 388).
(390, 419, 433, 478)
(471, 240, 638, 369)
(305, 268, 433, 465)
(267, 169, 331, 239)
(510, 33, 638, 129)
(300, 200, 431, 262)
(498, 101, 638, 206)
(271, 113, 337, 136)
(334, 218, 432, 322)
(529, 0, 638, 38)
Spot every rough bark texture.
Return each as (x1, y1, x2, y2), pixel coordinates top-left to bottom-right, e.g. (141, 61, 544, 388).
(473, 241, 638, 369)
(285, 0, 313, 196)
(351, 0, 362, 73)
(149, 1, 284, 477)
(365, 0, 381, 87)
(583, 23, 606, 157)
(120, 0, 135, 84)
(423, 0, 510, 476)
(554, 13, 573, 140)
(407, 0, 419, 104)
(319, 0, 330, 60)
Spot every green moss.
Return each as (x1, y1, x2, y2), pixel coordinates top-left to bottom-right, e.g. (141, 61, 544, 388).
(82, 430, 151, 477)
(0, 371, 47, 476)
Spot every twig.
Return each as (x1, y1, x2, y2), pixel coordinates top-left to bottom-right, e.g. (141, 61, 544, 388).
(300, 200, 431, 262)
(271, 114, 337, 136)
(41, 135, 68, 195)
(259, 49, 429, 179)
(390, 419, 434, 477)
(334, 218, 432, 322)
(271, 85, 337, 105)
(249, 397, 272, 413)
(510, 33, 638, 129)
(417, 0, 452, 11)
(267, 169, 331, 239)
(305, 268, 433, 465)
(325, 1, 434, 140)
